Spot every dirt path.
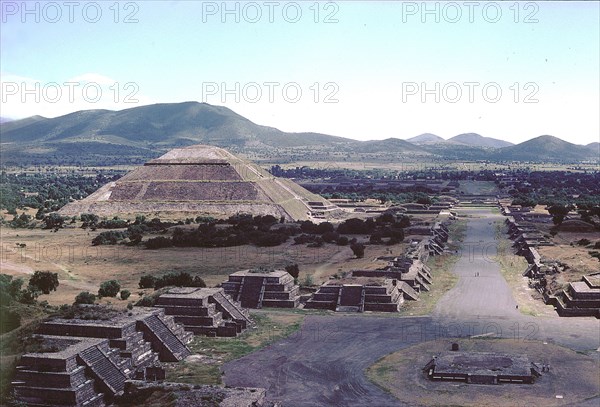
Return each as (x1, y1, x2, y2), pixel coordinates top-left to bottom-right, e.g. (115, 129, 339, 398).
(223, 208, 600, 406)
(433, 208, 520, 319)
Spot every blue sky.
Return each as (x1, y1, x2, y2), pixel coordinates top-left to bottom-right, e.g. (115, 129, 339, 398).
(1, 1, 599, 145)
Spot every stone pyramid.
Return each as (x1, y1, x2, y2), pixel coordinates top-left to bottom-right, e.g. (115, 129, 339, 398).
(59, 145, 339, 221)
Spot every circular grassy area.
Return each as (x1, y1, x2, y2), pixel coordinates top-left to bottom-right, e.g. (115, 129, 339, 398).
(366, 338, 599, 407)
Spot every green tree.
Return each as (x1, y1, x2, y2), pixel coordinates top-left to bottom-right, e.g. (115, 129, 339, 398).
(350, 243, 365, 258)
(74, 291, 96, 305)
(28, 271, 59, 295)
(548, 204, 571, 225)
(139, 275, 157, 289)
(98, 280, 121, 297)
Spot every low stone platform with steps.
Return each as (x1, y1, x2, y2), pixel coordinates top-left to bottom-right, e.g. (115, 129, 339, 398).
(155, 287, 253, 337)
(13, 336, 118, 407)
(305, 277, 407, 312)
(38, 306, 192, 363)
(222, 269, 300, 309)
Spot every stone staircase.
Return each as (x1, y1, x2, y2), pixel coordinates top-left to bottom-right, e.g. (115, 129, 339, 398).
(78, 345, 127, 396)
(336, 285, 365, 312)
(211, 290, 254, 329)
(237, 277, 266, 309)
(139, 315, 191, 362)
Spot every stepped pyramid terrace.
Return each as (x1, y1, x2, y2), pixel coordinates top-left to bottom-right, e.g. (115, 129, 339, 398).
(12, 306, 192, 406)
(13, 336, 121, 407)
(58, 144, 341, 221)
(551, 273, 600, 318)
(36, 306, 192, 363)
(221, 269, 301, 309)
(154, 287, 254, 337)
(304, 277, 415, 312)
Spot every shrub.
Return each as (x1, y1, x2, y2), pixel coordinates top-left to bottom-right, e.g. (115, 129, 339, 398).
(139, 275, 157, 289)
(120, 290, 131, 300)
(307, 237, 324, 248)
(80, 213, 99, 228)
(0, 274, 24, 305)
(154, 272, 206, 290)
(350, 243, 365, 258)
(28, 271, 59, 295)
(369, 233, 383, 244)
(337, 218, 375, 234)
(315, 222, 334, 235)
(42, 213, 65, 229)
(301, 274, 314, 286)
(322, 231, 339, 243)
(92, 230, 128, 246)
(577, 238, 591, 246)
(19, 287, 39, 304)
(98, 280, 121, 297)
(74, 291, 96, 305)
(136, 295, 156, 307)
(336, 236, 349, 246)
(387, 236, 401, 245)
(145, 236, 173, 249)
(96, 217, 128, 229)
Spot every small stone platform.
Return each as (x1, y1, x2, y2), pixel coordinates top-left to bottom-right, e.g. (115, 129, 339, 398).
(154, 287, 253, 337)
(222, 269, 300, 309)
(305, 277, 413, 312)
(424, 351, 535, 384)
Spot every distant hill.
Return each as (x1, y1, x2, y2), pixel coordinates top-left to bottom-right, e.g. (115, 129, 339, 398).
(0, 103, 352, 148)
(360, 138, 428, 154)
(406, 133, 445, 145)
(494, 135, 596, 162)
(0, 102, 358, 165)
(586, 142, 599, 154)
(448, 133, 513, 148)
(0, 117, 13, 124)
(1, 102, 596, 165)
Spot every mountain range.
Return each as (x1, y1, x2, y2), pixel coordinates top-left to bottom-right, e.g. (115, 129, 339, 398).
(408, 132, 513, 148)
(1, 102, 598, 165)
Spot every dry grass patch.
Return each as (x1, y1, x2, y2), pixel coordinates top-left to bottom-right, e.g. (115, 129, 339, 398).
(397, 220, 465, 316)
(164, 311, 304, 385)
(494, 222, 556, 317)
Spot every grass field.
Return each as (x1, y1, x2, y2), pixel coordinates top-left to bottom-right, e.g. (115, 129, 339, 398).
(163, 311, 304, 385)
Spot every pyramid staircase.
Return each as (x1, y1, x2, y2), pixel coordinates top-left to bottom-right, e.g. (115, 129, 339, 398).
(138, 314, 191, 362)
(211, 290, 254, 330)
(78, 345, 127, 397)
(336, 285, 365, 312)
(237, 277, 266, 309)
